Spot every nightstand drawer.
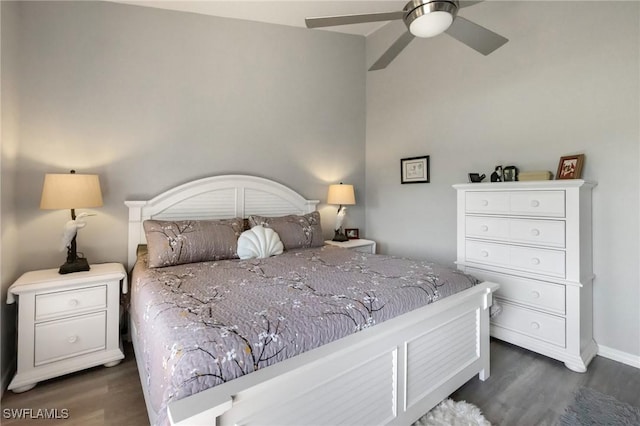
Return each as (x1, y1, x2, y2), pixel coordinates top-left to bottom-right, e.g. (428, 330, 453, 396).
(35, 285, 107, 321)
(491, 302, 566, 347)
(34, 312, 106, 366)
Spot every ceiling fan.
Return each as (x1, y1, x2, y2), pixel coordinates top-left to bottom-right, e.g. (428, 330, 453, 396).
(305, 0, 508, 71)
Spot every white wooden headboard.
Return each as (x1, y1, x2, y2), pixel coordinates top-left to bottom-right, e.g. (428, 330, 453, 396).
(125, 175, 320, 269)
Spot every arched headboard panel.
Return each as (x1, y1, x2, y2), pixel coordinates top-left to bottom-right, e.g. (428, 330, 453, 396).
(125, 175, 320, 269)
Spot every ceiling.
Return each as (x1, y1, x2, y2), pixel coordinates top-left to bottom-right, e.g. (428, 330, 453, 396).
(112, 1, 407, 36)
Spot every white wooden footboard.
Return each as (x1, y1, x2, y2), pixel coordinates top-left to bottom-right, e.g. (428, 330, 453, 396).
(167, 281, 498, 426)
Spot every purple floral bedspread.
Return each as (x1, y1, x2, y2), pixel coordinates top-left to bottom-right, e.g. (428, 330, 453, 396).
(130, 245, 480, 425)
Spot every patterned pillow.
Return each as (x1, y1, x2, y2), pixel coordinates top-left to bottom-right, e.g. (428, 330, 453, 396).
(248, 212, 323, 250)
(143, 218, 244, 268)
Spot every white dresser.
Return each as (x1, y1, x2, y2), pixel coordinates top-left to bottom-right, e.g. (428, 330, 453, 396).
(453, 180, 596, 372)
(7, 263, 127, 392)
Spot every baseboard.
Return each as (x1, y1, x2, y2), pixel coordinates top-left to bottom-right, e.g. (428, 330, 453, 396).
(597, 345, 640, 369)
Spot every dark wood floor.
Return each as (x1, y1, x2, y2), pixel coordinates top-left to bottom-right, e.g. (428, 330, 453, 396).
(452, 340, 640, 425)
(2, 339, 639, 425)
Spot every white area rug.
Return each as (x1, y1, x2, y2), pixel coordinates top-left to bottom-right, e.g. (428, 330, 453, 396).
(413, 399, 491, 426)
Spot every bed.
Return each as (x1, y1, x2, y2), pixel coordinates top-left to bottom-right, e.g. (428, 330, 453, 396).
(125, 174, 498, 426)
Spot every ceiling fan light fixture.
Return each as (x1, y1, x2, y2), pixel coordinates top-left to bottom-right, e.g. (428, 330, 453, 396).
(405, 0, 458, 38)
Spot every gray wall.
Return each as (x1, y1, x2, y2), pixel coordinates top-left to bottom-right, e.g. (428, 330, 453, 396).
(1, 0, 20, 396)
(366, 1, 639, 357)
(1, 0, 366, 387)
(13, 1, 366, 272)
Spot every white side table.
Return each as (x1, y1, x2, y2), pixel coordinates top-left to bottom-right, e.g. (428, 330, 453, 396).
(324, 239, 377, 254)
(7, 263, 127, 393)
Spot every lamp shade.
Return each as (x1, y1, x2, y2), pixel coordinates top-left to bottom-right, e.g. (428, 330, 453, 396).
(327, 184, 356, 206)
(40, 173, 103, 210)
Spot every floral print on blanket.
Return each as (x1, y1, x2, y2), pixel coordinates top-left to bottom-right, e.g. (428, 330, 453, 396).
(130, 245, 479, 426)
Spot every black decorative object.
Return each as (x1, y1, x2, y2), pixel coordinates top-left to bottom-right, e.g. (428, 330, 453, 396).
(490, 165, 503, 182)
(503, 166, 518, 182)
(468, 173, 486, 183)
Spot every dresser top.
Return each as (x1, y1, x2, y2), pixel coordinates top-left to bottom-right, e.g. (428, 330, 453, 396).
(453, 179, 596, 190)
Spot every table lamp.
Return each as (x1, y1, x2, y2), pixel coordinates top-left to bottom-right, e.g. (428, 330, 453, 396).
(40, 170, 103, 274)
(327, 183, 356, 242)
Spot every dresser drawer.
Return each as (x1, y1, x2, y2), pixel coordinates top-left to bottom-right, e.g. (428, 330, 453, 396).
(35, 285, 107, 321)
(492, 302, 566, 347)
(34, 311, 106, 366)
(465, 268, 565, 314)
(465, 240, 566, 278)
(466, 192, 510, 214)
(465, 216, 510, 240)
(509, 191, 565, 217)
(465, 190, 565, 218)
(509, 219, 565, 248)
(466, 217, 565, 248)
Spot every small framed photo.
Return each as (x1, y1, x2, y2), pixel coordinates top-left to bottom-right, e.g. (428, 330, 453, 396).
(503, 166, 518, 182)
(345, 228, 359, 239)
(556, 154, 585, 179)
(401, 156, 430, 184)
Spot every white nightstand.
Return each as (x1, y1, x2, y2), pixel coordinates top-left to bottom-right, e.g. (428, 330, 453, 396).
(6, 263, 127, 393)
(325, 239, 377, 254)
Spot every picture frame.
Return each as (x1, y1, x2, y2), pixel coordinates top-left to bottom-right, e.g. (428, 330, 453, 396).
(503, 166, 518, 182)
(345, 228, 359, 239)
(556, 154, 585, 180)
(401, 156, 430, 184)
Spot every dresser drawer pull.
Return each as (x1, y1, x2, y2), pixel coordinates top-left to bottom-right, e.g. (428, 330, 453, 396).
(530, 200, 540, 208)
(480, 250, 489, 258)
(530, 228, 540, 236)
(481, 225, 489, 232)
(530, 321, 541, 330)
(531, 290, 541, 299)
(68, 299, 79, 307)
(530, 258, 541, 265)
(481, 200, 489, 207)
(67, 335, 79, 344)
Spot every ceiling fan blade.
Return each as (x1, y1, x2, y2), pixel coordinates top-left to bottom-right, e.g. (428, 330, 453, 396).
(445, 16, 508, 55)
(459, 1, 485, 9)
(369, 31, 415, 71)
(305, 11, 404, 29)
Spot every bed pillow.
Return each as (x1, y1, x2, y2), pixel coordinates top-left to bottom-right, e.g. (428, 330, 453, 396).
(143, 218, 243, 268)
(248, 211, 323, 250)
(237, 226, 284, 259)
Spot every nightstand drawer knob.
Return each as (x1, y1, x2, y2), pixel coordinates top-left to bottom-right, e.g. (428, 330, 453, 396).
(67, 335, 79, 344)
(530, 228, 540, 236)
(481, 225, 489, 232)
(481, 200, 489, 207)
(531, 290, 541, 299)
(530, 321, 541, 330)
(530, 258, 541, 265)
(68, 299, 79, 307)
(480, 250, 489, 258)
(530, 200, 540, 208)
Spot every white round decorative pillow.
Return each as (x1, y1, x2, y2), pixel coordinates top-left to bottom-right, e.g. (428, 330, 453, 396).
(237, 225, 284, 259)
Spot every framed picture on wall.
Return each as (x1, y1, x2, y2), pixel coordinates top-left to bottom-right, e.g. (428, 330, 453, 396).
(556, 154, 585, 179)
(401, 156, 430, 184)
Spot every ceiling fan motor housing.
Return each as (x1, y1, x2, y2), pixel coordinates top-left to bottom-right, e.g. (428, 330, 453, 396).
(404, 0, 459, 38)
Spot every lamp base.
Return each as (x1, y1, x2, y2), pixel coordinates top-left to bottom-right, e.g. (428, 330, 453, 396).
(332, 230, 349, 242)
(59, 258, 90, 274)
